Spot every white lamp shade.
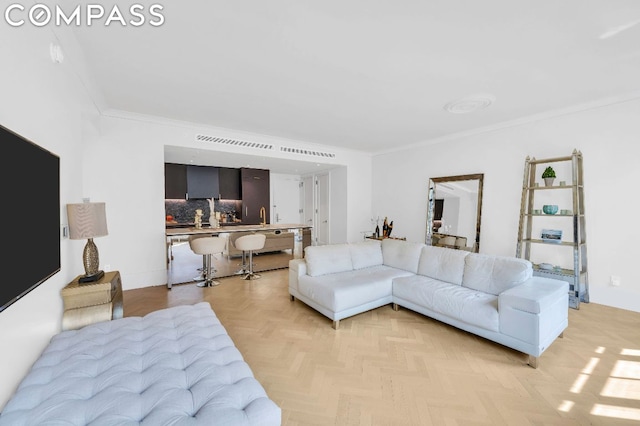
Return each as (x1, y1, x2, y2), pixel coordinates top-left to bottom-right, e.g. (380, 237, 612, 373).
(67, 202, 108, 240)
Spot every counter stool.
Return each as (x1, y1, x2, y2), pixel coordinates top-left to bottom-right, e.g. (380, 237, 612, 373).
(230, 232, 250, 275)
(188, 235, 208, 282)
(189, 236, 227, 287)
(233, 233, 266, 280)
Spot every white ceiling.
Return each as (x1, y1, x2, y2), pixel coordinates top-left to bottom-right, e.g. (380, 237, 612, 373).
(65, 1, 640, 171)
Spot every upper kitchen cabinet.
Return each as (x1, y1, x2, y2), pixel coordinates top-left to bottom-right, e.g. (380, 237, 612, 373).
(218, 167, 241, 200)
(186, 165, 219, 199)
(241, 168, 270, 225)
(164, 163, 187, 199)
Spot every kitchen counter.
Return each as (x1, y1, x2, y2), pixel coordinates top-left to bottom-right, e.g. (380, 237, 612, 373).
(165, 223, 313, 289)
(166, 221, 243, 229)
(166, 223, 311, 237)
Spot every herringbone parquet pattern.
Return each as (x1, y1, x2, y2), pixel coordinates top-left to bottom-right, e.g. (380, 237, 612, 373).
(124, 269, 640, 425)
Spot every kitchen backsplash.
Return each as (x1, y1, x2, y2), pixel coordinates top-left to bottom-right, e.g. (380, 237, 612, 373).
(165, 199, 243, 223)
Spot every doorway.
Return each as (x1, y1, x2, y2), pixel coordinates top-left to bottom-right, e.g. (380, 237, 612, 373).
(315, 173, 330, 246)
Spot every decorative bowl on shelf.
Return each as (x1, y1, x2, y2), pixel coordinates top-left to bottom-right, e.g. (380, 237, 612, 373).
(542, 204, 559, 215)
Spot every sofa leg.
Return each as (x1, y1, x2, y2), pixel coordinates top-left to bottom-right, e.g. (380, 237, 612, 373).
(559, 331, 564, 338)
(290, 295, 295, 302)
(332, 320, 339, 330)
(528, 355, 539, 369)
(392, 303, 399, 311)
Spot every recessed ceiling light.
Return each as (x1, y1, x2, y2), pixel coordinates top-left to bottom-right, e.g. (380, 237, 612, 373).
(444, 94, 496, 114)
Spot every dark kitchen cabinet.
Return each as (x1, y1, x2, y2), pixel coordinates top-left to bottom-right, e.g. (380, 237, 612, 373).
(241, 168, 270, 225)
(218, 167, 241, 200)
(186, 165, 219, 199)
(164, 163, 187, 199)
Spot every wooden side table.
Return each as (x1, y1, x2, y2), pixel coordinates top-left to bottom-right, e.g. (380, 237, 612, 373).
(61, 271, 123, 331)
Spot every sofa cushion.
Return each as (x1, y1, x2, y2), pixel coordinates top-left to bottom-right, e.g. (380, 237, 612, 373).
(462, 253, 532, 296)
(381, 239, 424, 273)
(305, 244, 353, 277)
(393, 275, 499, 332)
(350, 240, 383, 270)
(417, 245, 469, 285)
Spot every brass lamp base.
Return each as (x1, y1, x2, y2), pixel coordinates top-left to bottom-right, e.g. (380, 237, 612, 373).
(80, 238, 104, 283)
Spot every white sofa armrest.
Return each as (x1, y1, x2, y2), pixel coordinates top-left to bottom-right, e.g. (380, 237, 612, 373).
(499, 277, 569, 355)
(288, 259, 307, 296)
(500, 277, 569, 314)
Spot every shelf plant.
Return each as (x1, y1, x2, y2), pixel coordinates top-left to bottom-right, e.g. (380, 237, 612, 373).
(542, 166, 556, 186)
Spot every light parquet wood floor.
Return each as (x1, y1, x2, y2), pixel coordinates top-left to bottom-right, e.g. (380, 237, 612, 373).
(124, 269, 640, 425)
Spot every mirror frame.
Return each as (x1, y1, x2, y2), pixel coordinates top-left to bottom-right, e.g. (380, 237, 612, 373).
(425, 173, 484, 252)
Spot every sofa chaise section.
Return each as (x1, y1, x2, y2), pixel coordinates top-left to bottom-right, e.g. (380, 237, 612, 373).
(289, 239, 422, 329)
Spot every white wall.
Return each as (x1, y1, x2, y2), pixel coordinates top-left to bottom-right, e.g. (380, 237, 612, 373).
(373, 99, 640, 313)
(0, 25, 100, 407)
(329, 166, 348, 244)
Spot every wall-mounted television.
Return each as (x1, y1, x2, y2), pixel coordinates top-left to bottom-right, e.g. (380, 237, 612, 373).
(0, 124, 60, 312)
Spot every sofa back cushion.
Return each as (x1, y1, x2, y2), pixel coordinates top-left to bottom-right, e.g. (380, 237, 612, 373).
(462, 253, 532, 295)
(381, 239, 424, 273)
(350, 240, 384, 270)
(417, 245, 469, 285)
(304, 244, 353, 277)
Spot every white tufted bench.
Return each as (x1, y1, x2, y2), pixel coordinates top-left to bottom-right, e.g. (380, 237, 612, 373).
(0, 302, 281, 425)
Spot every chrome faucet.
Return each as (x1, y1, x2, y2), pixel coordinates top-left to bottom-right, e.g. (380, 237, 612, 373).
(259, 206, 266, 226)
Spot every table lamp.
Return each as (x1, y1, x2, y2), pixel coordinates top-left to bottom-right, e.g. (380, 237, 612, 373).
(67, 202, 108, 283)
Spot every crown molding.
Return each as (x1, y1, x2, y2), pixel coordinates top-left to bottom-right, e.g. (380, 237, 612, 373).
(374, 90, 640, 157)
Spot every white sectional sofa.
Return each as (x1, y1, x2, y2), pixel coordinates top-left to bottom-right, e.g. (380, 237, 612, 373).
(289, 239, 568, 367)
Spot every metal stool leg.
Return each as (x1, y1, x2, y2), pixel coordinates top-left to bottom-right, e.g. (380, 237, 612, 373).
(193, 255, 206, 281)
(242, 250, 261, 280)
(197, 254, 220, 287)
(235, 250, 248, 275)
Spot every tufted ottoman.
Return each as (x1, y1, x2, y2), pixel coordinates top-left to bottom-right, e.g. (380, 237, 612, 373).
(0, 302, 281, 425)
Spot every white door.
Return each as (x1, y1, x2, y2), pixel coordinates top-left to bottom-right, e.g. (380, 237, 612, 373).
(302, 175, 314, 242)
(272, 174, 302, 224)
(315, 173, 330, 245)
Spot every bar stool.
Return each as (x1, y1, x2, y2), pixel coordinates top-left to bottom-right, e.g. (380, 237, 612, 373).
(233, 233, 266, 280)
(188, 235, 207, 281)
(230, 232, 250, 275)
(189, 236, 227, 287)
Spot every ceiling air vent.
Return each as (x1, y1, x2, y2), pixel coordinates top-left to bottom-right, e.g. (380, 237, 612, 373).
(280, 146, 336, 159)
(196, 134, 275, 151)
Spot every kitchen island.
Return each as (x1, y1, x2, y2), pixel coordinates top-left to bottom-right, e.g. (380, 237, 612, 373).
(166, 223, 312, 288)
(166, 223, 312, 238)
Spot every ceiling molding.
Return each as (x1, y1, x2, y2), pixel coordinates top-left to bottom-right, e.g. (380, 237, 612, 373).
(374, 90, 640, 157)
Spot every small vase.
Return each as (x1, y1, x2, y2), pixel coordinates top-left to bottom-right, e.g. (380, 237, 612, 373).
(544, 177, 555, 187)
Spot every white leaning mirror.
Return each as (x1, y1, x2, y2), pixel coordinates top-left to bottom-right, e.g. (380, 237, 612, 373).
(425, 173, 484, 253)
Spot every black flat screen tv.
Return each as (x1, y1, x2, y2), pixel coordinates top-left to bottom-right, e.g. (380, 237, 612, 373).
(0, 124, 60, 312)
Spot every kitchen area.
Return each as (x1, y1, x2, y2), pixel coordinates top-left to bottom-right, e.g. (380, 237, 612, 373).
(164, 163, 311, 287)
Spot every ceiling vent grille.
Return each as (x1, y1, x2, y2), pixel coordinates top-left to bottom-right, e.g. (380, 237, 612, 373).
(280, 146, 336, 159)
(196, 134, 275, 151)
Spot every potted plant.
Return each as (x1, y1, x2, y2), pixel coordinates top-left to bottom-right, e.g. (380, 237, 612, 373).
(542, 166, 556, 186)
